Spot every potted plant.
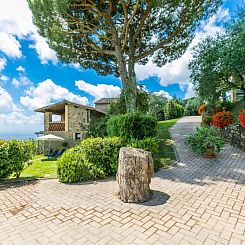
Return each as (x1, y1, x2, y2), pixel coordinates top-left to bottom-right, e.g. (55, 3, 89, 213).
(185, 126, 225, 158)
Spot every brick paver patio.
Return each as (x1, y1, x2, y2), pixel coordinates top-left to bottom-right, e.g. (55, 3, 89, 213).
(0, 116, 245, 245)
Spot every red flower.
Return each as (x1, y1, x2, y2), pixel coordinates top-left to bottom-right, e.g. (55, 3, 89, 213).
(239, 110, 245, 127)
(212, 111, 234, 129)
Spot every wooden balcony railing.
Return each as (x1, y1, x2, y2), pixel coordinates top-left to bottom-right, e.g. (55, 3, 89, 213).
(49, 122, 65, 131)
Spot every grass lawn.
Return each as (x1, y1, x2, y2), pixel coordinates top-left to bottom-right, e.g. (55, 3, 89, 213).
(157, 118, 178, 168)
(20, 155, 58, 179)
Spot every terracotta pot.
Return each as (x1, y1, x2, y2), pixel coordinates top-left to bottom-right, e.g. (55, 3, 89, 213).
(202, 147, 216, 158)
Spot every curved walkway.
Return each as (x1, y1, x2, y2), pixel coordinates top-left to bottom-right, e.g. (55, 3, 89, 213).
(0, 116, 245, 245)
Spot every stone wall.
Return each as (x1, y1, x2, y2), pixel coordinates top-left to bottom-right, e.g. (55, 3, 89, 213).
(95, 103, 110, 113)
(220, 124, 245, 151)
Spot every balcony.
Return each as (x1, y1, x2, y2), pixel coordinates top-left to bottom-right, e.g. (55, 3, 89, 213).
(49, 122, 65, 131)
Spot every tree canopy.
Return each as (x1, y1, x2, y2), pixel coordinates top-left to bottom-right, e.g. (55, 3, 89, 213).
(189, 6, 245, 101)
(28, 0, 221, 111)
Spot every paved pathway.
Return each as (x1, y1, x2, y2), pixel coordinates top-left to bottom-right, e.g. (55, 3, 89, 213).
(0, 116, 245, 245)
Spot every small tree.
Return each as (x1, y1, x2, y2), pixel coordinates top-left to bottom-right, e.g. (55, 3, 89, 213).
(164, 100, 177, 120)
(148, 94, 167, 121)
(28, 0, 221, 112)
(189, 6, 245, 101)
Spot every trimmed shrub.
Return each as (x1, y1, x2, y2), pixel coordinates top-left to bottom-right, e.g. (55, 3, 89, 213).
(0, 140, 36, 178)
(127, 137, 161, 171)
(107, 112, 157, 140)
(81, 137, 124, 176)
(57, 147, 94, 183)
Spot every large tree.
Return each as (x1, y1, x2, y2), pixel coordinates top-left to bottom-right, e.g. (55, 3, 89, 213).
(189, 6, 245, 101)
(28, 0, 221, 111)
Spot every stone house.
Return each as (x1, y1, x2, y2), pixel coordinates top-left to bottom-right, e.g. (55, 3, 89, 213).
(35, 100, 106, 148)
(95, 98, 119, 113)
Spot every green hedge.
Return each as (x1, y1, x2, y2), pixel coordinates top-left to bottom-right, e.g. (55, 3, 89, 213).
(81, 137, 124, 176)
(127, 137, 161, 171)
(0, 140, 36, 178)
(106, 112, 157, 140)
(57, 147, 94, 183)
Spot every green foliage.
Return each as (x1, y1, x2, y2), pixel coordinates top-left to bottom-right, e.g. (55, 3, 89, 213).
(0, 139, 5, 146)
(231, 100, 245, 122)
(202, 116, 213, 127)
(108, 87, 149, 116)
(107, 112, 157, 140)
(81, 137, 124, 176)
(57, 147, 93, 183)
(0, 140, 36, 179)
(148, 94, 167, 120)
(186, 127, 225, 155)
(184, 97, 203, 116)
(175, 103, 184, 118)
(164, 100, 177, 120)
(127, 137, 161, 171)
(88, 117, 108, 138)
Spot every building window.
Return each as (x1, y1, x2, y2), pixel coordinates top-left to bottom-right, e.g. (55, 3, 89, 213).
(75, 133, 81, 140)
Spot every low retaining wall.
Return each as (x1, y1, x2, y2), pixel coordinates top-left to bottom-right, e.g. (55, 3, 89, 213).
(220, 124, 245, 151)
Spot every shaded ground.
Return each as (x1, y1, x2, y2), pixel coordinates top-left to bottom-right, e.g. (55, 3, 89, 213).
(0, 116, 245, 245)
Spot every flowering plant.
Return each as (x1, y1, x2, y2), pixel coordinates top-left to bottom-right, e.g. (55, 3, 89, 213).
(239, 109, 245, 127)
(212, 111, 233, 129)
(198, 104, 206, 115)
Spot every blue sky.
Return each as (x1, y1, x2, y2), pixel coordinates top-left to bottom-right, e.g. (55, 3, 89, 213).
(0, 0, 243, 138)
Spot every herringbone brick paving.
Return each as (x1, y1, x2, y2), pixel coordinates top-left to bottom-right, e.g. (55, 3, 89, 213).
(0, 116, 245, 244)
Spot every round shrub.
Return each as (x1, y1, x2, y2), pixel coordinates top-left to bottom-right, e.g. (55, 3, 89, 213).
(81, 137, 123, 176)
(106, 112, 157, 140)
(57, 147, 93, 183)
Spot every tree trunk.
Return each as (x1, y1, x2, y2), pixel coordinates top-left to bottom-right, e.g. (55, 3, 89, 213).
(115, 36, 137, 113)
(117, 147, 154, 203)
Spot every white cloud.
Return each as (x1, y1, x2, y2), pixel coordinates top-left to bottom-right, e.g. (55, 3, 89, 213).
(20, 79, 89, 110)
(16, 66, 25, 72)
(30, 34, 58, 65)
(135, 8, 230, 98)
(0, 0, 57, 64)
(12, 75, 32, 88)
(0, 86, 17, 112)
(0, 32, 22, 58)
(184, 83, 196, 99)
(0, 111, 42, 125)
(12, 78, 21, 88)
(0, 75, 8, 82)
(0, 57, 6, 72)
(154, 90, 172, 100)
(75, 80, 121, 101)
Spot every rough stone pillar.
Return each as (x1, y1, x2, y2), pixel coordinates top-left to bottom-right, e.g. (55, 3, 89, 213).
(117, 147, 154, 203)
